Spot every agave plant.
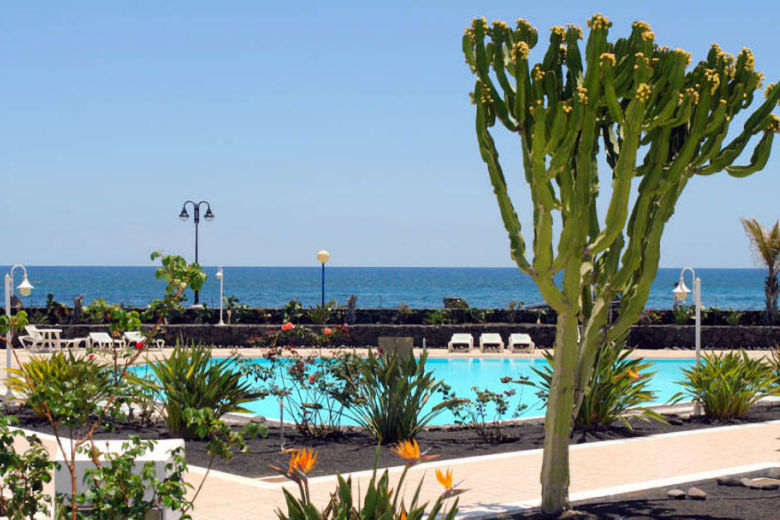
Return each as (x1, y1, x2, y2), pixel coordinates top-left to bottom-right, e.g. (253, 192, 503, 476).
(7, 351, 117, 425)
(147, 345, 262, 439)
(338, 350, 458, 444)
(672, 350, 779, 419)
(532, 341, 663, 430)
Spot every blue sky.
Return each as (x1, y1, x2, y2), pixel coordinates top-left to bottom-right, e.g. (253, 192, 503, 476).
(1, 1, 778, 268)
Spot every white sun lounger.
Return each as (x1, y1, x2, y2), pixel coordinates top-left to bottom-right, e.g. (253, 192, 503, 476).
(447, 333, 473, 352)
(87, 332, 120, 349)
(18, 325, 46, 351)
(123, 331, 165, 349)
(508, 333, 535, 353)
(479, 333, 505, 353)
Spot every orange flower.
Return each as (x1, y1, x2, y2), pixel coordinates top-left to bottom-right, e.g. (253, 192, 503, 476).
(323, 327, 332, 335)
(288, 448, 317, 475)
(281, 322, 294, 331)
(399, 512, 407, 520)
(390, 439, 438, 466)
(627, 368, 639, 379)
(436, 468, 453, 489)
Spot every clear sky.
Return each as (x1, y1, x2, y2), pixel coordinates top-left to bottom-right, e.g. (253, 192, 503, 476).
(1, 1, 778, 268)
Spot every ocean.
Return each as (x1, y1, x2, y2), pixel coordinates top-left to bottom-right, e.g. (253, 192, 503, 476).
(2, 266, 767, 311)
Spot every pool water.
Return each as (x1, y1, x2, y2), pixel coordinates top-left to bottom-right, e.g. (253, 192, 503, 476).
(134, 357, 695, 426)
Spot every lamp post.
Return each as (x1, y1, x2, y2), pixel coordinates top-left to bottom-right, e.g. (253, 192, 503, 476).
(216, 266, 225, 326)
(179, 200, 214, 305)
(316, 250, 330, 307)
(4, 264, 33, 400)
(673, 266, 702, 414)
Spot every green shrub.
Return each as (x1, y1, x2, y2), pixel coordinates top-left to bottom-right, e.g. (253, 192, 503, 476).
(0, 415, 55, 519)
(8, 351, 116, 425)
(446, 378, 528, 442)
(148, 346, 262, 439)
(242, 350, 362, 438)
(532, 342, 663, 430)
(673, 304, 695, 325)
(339, 350, 457, 443)
(672, 350, 779, 419)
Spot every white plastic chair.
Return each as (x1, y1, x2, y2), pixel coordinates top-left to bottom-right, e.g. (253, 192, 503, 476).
(508, 333, 535, 353)
(479, 333, 505, 353)
(447, 333, 473, 352)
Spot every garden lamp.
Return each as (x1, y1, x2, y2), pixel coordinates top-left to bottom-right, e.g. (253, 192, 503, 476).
(5, 264, 33, 399)
(178, 200, 215, 305)
(676, 266, 702, 415)
(317, 250, 330, 308)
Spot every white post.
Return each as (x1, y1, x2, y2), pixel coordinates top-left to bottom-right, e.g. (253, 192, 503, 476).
(216, 266, 224, 326)
(694, 275, 701, 367)
(4, 272, 12, 400)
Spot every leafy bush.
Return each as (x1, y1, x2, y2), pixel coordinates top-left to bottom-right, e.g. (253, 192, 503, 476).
(243, 349, 362, 438)
(672, 350, 779, 419)
(7, 351, 117, 425)
(0, 415, 55, 519)
(148, 345, 263, 439)
(725, 308, 745, 325)
(673, 304, 695, 325)
(446, 377, 528, 442)
(339, 350, 457, 443)
(69, 436, 191, 519)
(532, 342, 662, 430)
(273, 442, 462, 520)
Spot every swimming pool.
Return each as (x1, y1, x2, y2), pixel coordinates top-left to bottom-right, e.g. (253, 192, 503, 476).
(134, 357, 695, 426)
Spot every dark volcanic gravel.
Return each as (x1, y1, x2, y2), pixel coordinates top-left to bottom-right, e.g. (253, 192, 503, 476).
(6, 402, 779, 480)
(499, 470, 780, 519)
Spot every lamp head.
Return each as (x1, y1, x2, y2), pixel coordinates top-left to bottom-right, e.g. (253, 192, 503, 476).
(317, 250, 330, 264)
(179, 208, 189, 221)
(673, 280, 690, 302)
(204, 208, 215, 221)
(216, 267, 223, 280)
(17, 276, 33, 297)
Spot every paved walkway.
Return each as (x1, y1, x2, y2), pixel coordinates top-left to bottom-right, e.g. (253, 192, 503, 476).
(13, 419, 777, 518)
(183, 420, 780, 519)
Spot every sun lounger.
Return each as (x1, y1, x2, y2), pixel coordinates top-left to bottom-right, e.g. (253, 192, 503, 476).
(87, 332, 120, 349)
(447, 333, 473, 352)
(479, 333, 504, 353)
(18, 325, 45, 350)
(123, 331, 165, 349)
(508, 333, 535, 353)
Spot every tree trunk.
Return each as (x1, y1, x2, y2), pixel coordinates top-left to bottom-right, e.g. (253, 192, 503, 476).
(540, 311, 579, 515)
(765, 274, 778, 325)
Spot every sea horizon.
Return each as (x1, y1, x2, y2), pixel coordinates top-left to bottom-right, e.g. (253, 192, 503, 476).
(2, 266, 769, 311)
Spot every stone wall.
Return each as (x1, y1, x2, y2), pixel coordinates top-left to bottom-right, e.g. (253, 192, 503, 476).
(22, 323, 779, 350)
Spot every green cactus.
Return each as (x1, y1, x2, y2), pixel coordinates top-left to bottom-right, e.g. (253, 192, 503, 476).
(464, 13, 779, 515)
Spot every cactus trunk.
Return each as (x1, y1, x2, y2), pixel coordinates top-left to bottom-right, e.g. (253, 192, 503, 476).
(464, 13, 779, 515)
(540, 311, 579, 513)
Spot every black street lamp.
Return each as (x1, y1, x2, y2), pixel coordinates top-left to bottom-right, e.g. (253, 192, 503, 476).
(179, 200, 214, 305)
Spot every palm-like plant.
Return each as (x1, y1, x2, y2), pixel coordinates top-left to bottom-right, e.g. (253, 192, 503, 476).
(741, 218, 780, 324)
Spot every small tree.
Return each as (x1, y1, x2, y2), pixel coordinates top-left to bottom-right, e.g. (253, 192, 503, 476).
(741, 218, 780, 324)
(463, 13, 779, 515)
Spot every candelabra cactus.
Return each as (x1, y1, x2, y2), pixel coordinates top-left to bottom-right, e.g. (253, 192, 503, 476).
(464, 13, 779, 515)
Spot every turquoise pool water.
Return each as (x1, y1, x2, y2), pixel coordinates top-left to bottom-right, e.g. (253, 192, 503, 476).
(134, 357, 695, 426)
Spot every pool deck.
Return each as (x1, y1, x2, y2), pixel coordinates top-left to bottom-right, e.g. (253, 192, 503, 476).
(2, 347, 778, 518)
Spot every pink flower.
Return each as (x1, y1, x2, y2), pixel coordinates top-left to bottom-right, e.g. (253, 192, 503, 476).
(88, 354, 94, 359)
(136, 341, 144, 350)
